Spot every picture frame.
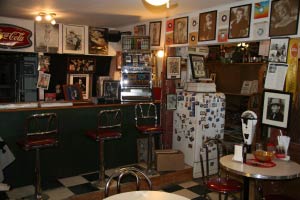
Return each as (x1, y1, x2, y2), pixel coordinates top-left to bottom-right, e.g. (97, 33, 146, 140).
(63, 84, 83, 101)
(198, 10, 217, 41)
(35, 23, 59, 53)
(98, 76, 111, 97)
(63, 24, 85, 54)
(69, 74, 90, 99)
(173, 17, 188, 44)
(116, 51, 122, 70)
(166, 94, 177, 110)
(262, 90, 292, 129)
(268, 37, 289, 63)
(149, 21, 162, 46)
(37, 71, 51, 90)
(68, 57, 96, 73)
(134, 24, 146, 36)
(269, 0, 300, 37)
(88, 27, 108, 55)
(189, 54, 206, 79)
(103, 80, 120, 100)
(166, 56, 181, 80)
(228, 4, 252, 39)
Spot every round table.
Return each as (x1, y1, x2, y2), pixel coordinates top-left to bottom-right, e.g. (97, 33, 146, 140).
(103, 191, 190, 200)
(220, 154, 300, 200)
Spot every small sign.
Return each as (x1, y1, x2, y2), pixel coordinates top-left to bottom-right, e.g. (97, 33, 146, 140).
(0, 24, 32, 49)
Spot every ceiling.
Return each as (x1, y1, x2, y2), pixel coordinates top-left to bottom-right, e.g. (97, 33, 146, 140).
(0, 0, 242, 28)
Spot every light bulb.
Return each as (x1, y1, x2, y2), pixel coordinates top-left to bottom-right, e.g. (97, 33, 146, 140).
(35, 15, 42, 21)
(157, 50, 164, 58)
(145, 0, 169, 6)
(45, 14, 52, 21)
(50, 19, 56, 25)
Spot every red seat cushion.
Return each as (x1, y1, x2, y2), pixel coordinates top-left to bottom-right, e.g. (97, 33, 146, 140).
(85, 129, 122, 142)
(17, 137, 58, 151)
(206, 177, 242, 193)
(137, 125, 163, 134)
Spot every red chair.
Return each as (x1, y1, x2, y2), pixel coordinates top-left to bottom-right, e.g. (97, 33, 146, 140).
(17, 113, 59, 200)
(134, 103, 163, 175)
(85, 109, 122, 188)
(200, 138, 243, 200)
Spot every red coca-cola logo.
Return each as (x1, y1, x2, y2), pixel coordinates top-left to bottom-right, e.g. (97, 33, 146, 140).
(0, 24, 32, 49)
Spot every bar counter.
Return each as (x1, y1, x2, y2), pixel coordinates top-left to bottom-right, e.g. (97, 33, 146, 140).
(0, 101, 160, 187)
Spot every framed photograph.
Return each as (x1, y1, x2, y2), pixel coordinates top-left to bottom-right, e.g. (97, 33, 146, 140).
(35, 23, 59, 53)
(268, 37, 289, 63)
(198, 10, 217, 41)
(229, 4, 252, 39)
(63, 84, 83, 101)
(134, 24, 146, 36)
(103, 80, 120, 99)
(189, 54, 206, 79)
(37, 71, 51, 90)
(63, 24, 85, 54)
(269, 0, 300, 37)
(68, 57, 96, 73)
(166, 56, 181, 80)
(173, 17, 188, 44)
(262, 90, 292, 129)
(149, 21, 162, 46)
(69, 74, 90, 99)
(166, 94, 177, 110)
(98, 76, 111, 97)
(88, 27, 108, 55)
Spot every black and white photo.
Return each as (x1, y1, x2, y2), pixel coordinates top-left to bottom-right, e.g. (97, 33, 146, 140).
(268, 37, 289, 63)
(35, 23, 59, 53)
(63, 25, 85, 54)
(229, 4, 251, 39)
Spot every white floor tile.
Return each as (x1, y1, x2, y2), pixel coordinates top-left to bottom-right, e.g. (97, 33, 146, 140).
(7, 185, 34, 199)
(178, 180, 199, 188)
(58, 176, 88, 187)
(44, 187, 75, 200)
(173, 188, 200, 199)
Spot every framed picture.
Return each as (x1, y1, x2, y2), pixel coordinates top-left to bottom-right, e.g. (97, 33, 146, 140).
(269, 0, 300, 37)
(68, 57, 96, 73)
(116, 51, 122, 70)
(173, 17, 188, 44)
(229, 4, 252, 39)
(35, 23, 59, 53)
(98, 76, 111, 97)
(37, 71, 51, 90)
(63, 84, 83, 101)
(166, 94, 177, 110)
(149, 21, 162, 46)
(63, 24, 85, 54)
(189, 54, 206, 79)
(103, 80, 120, 99)
(198, 10, 217, 41)
(134, 24, 146, 36)
(38, 55, 50, 72)
(262, 90, 292, 129)
(88, 27, 108, 55)
(166, 56, 181, 79)
(268, 37, 289, 63)
(69, 74, 90, 99)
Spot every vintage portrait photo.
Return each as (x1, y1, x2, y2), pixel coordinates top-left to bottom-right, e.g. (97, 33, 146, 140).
(268, 37, 289, 63)
(63, 84, 83, 101)
(37, 71, 51, 90)
(134, 24, 146, 36)
(189, 54, 206, 79)
(166, 94, 177, 110)
(198, 10, 217, 41)
(149, 21, 162, 46)
(269, 0, 299, 37)
(229, 4, 252, 39)
(35, 23, 59, 53)
(103, 80, 120, 99)
(68, 57, 96, 73)
(262, 91, 292, 129)
(69, 74, 90, 99)
(88, 27, 108, 55)
(63, 24, 85, 54)
(38, 55, 50, 72)
(173, 17, 188, 44)
(166, 56, 181, 79)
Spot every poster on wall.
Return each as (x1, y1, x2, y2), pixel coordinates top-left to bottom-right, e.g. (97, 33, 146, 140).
(189, 15, 199, 32)
(253, 21, 268, 40)
(254, 1, 269, 19)
(218, 29, 228, 43)
(166, 19, 174, 32)
(35, 23, 59, 53)
(189, 32, 198, 46)
(218, 10, 230, 28)
(63, 24, 85, 54)
(37, 71, 51, 90)
(88, 27, 108, 55)
(38, 55, 50, 72)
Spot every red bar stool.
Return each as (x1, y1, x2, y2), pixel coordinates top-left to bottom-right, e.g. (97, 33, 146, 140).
(134, 103, 163, 175)
(17, 113, 59, 200)
(85, 109, 122, 188)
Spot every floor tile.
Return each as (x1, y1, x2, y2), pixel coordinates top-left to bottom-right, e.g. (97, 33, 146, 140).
(0, 191, 9, 200)
(173, 188, 200, 199)
(68, 182, 99, 195)
(41, 178, 64, 191)
(162, 184, 184, 193)
(186, 184, 211, 196)
(178, 180, 199, 188)
(44, 187, 74, 200)
(82, 172, 99, 182)
(58, 176, 89, 187)
(6, 185, 34, 199)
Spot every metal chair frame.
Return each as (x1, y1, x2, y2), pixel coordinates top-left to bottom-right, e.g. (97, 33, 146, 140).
(104, 167, 152, 197)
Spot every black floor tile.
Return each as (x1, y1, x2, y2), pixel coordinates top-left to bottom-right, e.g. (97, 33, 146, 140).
(187, 184, 211, 196)
(68, 182, 99, 195)
(162, 184, 184, 193)
(82, 172, 99, 182)
(0, 191, 9, 200)
(41, 177, 64, 190)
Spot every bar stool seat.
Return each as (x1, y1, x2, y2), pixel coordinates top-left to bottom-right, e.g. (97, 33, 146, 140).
(17, 113, 59, 200)
(85, 109, 122, 188)
(136, 125, 163, 134)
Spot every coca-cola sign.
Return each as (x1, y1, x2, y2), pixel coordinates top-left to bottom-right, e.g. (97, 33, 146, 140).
(0, 24, 32, 49)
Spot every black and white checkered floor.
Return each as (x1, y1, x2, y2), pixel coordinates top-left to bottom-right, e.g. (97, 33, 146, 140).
(1, 164, 239, 200)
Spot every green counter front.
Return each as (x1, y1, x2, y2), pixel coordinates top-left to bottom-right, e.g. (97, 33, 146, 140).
(0, 102, 155, 187)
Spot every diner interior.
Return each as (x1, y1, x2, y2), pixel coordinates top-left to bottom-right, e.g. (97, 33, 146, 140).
(1, 0, 300, 200)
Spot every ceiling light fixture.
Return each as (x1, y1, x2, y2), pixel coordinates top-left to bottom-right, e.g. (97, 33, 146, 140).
(35, 12, 56, 25)
(145, 0, 170, 8)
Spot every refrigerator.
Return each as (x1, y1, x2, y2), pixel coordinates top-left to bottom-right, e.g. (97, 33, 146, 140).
(173, 90, 226, 178)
